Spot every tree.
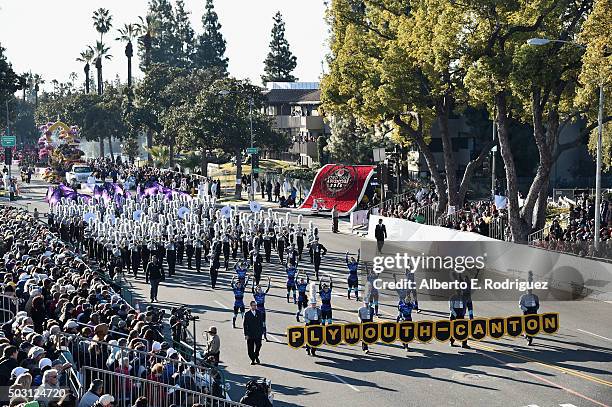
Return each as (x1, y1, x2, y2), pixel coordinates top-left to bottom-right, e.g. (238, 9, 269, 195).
(32, 74, 43, 108)
(116, 23, 142, 89)
(173, 0, 196, 68)
(262, 11, 298, 84)
(576, 0, 612, 169)
(192, 0, 228, 71)
(92, 8, 113, 42)
(322, 0, 494, 216)
(138, 13, 159, 71)
(142, 0, 182, 67)
(326, 116, 392, 163)
(76, 48, 95, 94)
(0, 44, 21, 131)
(200, 77, 289, 198)
(146, 145, 170, 167)
(93, 41, 112, 95)
(159, 68, 224, 170)
(133, 63, 187, 163)
(461, 0, 601, 240)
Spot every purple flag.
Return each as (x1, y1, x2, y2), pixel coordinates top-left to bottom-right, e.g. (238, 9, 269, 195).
(49, 188, 62, 205)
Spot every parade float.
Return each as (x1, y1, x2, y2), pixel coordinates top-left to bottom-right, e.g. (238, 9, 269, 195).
(37, 121, 85, 183)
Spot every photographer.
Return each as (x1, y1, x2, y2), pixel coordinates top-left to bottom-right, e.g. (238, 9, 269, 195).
(203, 326, 220, 366)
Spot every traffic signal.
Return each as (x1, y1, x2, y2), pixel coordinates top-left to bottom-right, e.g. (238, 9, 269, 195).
(4, 148, 12, 166)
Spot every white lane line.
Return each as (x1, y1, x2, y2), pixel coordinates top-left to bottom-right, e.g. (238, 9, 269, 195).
(576, 329, 612, 342)
(328, 373, 360, 392)
(559, 404, 578, 407)
(267, 334, 283, 343)
(214, 300, 229, 309)
(524, 405, 540, 407)
(478, 352, 608, 407)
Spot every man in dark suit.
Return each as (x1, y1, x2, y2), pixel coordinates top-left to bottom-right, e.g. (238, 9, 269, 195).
(243, 301, 265, 365)
(375, 219, 387, 254)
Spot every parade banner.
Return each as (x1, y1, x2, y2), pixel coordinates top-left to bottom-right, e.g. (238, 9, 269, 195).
(298, 164, 376, 216)
(286, 313, 559, 348)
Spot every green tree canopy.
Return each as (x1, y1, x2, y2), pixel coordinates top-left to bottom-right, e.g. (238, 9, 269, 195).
(262, 11, 298, 84)
(192, 0, 228, 71)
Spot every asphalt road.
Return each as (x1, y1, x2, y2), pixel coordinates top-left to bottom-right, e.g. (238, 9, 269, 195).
(11, 175, 612, 407)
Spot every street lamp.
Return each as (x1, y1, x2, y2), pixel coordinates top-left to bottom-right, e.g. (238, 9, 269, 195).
(218, 90, 255, 201)
(527, 37, 604, 253)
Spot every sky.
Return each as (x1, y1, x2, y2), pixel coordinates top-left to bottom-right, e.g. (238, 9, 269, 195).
(0, 0, 329, 90)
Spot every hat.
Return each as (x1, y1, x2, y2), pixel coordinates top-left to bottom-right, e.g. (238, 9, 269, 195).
(64, 320, 78, 330)
(99, 394, 115, 406)
(28, 346, 45, 359)
(11, 366, 29, 377)
(39, 358, 52, 370)
(207, 326, 217, 334)
(151, 341, 162, 352)
(166, 348, 178, 357)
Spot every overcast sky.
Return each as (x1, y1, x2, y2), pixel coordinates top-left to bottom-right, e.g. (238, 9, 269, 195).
(0, 0, 329, 90)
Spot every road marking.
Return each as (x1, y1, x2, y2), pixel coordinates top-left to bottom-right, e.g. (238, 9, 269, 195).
(214, 300, 229, 309)
(328, 373, 360, 392)
(267, 334, 283, 343)
(478, 351, 608, 407)
(576, 328, 612, 342)
(559, 404, 579, 407)
(474, 343, 612, 388)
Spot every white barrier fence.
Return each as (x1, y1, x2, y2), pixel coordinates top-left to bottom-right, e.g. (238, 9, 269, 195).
(366, 215, 612, 302)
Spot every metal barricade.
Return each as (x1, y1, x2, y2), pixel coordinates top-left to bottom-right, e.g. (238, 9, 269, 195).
(55, 333, 227, 397)
(80, 366, 246, 407)
(0, 294, 20, 323)
(488, 217, 508, 241)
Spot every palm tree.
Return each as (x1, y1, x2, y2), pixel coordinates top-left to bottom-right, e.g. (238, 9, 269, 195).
(93, 41, 112, 95)
(92, 8, 113, 42)
(76, 48, 95, 93)
(32, 74, 43, 108)
(146, 146, 170, 168)
(116, 23, 142, 89)
(138, 14, 158, 70)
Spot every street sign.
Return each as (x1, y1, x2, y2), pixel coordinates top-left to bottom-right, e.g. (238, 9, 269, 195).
(373, 147, 386, 162)
(246, 147, 259, 154)
(1, 136, 16, 148)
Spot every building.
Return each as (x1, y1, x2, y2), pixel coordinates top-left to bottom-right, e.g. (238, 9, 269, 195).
(263, 82, 329, 167)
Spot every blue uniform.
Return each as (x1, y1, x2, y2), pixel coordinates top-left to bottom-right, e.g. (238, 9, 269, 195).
(254, 290, 267, 312)
(347, 262, 359, 282)
(286, 266, 297, 288)
(346, 254, 360, 299)
(320, 286, 333, 324)
(397, 300, 413, 322)
(235, 265, 247, 282)
(233, 285, 246, 308)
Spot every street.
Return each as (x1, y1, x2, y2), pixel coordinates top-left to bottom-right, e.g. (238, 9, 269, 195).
(12, 177, 612, 407)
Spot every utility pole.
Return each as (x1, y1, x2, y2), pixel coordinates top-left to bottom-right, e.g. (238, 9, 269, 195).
(594, 84, 604, 253)
(5, 101, 11, 180)
(491, 107, 497, 200)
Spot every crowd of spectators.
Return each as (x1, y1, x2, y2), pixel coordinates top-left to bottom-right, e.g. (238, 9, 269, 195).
(532, 196, 612, 259)
(85, 158, 222, 199)
(0, 206, 226, 407)
(373, 185, 611, 258)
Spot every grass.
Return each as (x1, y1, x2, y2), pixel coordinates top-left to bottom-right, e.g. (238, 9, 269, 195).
(209, 159, 300, 186)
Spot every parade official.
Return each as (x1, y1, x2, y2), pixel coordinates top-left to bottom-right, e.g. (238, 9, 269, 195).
(375, 219, 387, 254)
(145, 255, 164, 303)
(243, 301, 264, 365)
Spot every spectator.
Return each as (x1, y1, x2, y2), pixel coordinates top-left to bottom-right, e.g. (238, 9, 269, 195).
(0, 345, 19, 386)
(78, 378, 103, 407)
